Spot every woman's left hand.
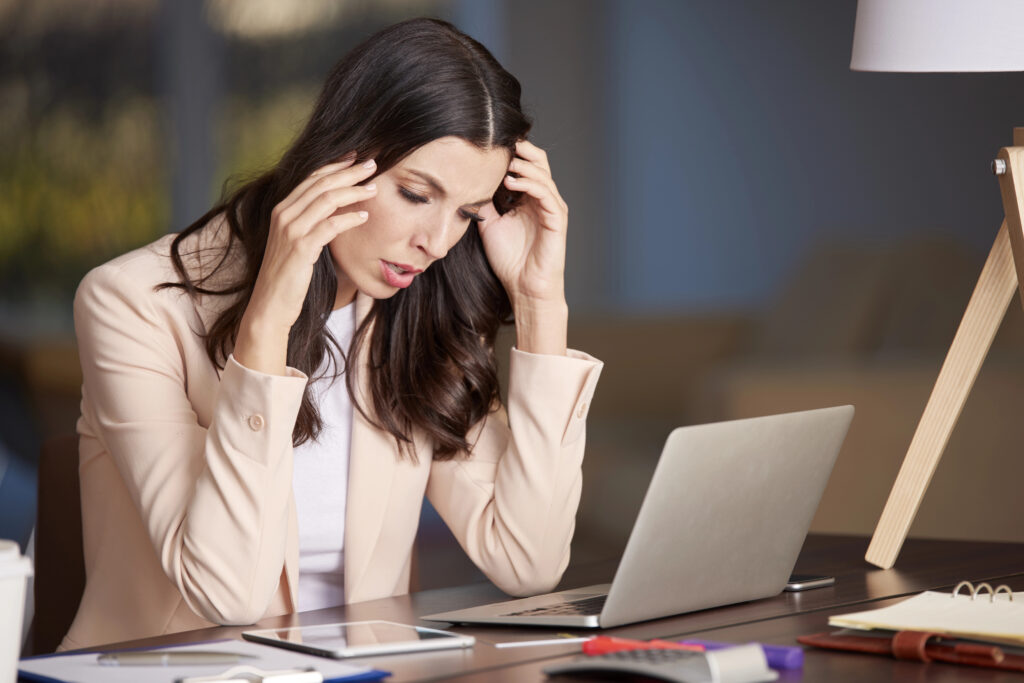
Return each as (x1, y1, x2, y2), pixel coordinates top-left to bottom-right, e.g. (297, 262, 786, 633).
(478, 140, 568, 309)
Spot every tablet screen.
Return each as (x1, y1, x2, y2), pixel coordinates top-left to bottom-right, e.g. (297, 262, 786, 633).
(243, 620, 474, 658)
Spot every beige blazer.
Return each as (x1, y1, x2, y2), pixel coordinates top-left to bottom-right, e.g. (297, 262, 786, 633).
(63, 227, 602, 650)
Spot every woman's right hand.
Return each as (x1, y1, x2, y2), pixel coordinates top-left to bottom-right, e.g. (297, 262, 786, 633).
(234, 156, 378, 375)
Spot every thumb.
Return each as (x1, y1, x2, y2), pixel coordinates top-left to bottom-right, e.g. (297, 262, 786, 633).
(477, 202, 500, 233)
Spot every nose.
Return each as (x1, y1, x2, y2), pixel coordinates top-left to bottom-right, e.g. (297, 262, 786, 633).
(413, 215, 454, 261)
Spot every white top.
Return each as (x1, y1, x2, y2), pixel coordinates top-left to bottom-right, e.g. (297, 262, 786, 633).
(292, 302, 356, 612)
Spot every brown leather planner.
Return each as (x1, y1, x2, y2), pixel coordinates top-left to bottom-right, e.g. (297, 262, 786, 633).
(798, 630, 1024, 672)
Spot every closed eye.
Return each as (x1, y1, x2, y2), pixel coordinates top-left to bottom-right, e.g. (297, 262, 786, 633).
(399, 186, 428, 204)
(402, 186, 483, 222)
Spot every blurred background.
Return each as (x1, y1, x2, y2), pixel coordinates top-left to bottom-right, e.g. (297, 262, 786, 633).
(4, 0, 1024, 594)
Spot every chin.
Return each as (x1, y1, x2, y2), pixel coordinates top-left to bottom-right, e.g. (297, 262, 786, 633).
(358, 283, 403, 300)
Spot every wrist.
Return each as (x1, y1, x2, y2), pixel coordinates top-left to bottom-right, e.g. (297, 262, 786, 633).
(513, 298, 568, 356)
(235, 313, 291, 376)
(510, 289, 567, 314)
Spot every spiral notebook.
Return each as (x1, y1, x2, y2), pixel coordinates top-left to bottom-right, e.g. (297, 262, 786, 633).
(829, 581, 1024, 646)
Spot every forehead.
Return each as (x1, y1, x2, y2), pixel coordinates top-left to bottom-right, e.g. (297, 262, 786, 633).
(392, 137, 510, 201)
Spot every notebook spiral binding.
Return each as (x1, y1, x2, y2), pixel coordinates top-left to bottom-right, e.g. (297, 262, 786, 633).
(952, 580, 1014, 602)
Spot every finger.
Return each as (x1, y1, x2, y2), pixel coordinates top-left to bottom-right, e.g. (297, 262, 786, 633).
(514, 140, 551, 173)
(306, 154, 357, 180)
(287, 183, 377, 238)
(314, 151, 358, 173)
(475, 202, 500, 235)
(305, 211, 369, 256)
(505, 164, 566, 214)
(508, 157, 559, 197)
(282, 155, 358, 204)
(293, 159, 377, 210)
(278, 158, 376, 218)
(477, 201, 500, 223)
(278, 161, 378, 225)
(503, 175, 566, 229)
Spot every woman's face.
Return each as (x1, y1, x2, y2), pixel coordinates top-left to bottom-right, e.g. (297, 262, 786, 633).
(329, 136, 510, 307)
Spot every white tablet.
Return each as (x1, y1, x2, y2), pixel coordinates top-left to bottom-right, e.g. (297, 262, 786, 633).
(241, 620, 475, 658)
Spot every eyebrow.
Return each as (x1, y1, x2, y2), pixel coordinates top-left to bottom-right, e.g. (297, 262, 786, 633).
(406, 169, 492, 208)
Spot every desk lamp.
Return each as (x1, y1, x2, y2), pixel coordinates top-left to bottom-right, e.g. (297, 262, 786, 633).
(850, 0, 1024, 568)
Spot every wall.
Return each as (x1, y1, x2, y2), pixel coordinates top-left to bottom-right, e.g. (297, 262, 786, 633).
(506, 1, 1024, 313)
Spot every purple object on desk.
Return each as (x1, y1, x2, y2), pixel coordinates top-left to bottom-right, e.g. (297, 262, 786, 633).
(678, 639, 804, 670)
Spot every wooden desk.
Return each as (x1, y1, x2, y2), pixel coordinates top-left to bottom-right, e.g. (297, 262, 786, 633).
(77, 534, 1024, 682)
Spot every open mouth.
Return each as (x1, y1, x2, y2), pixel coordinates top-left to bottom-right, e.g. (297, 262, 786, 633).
(380, 260, 420, 288)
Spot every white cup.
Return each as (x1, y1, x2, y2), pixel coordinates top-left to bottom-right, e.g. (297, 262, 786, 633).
(0, 540, 32, 683)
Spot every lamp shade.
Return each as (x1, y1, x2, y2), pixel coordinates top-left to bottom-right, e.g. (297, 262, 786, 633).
(851, 0, 1024, 72)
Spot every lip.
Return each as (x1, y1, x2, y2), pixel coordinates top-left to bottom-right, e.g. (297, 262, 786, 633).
(386, 261, 422, 274)
(380, 260, 421, 288)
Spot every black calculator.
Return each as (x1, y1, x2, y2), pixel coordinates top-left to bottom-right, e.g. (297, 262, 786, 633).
(544, 649, 711, 682)
(542, 645, 778, 683)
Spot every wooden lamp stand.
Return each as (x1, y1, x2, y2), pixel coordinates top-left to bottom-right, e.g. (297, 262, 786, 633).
(866, 127, 1024, 568)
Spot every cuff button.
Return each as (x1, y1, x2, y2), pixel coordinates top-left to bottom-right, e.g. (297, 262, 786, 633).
(248, 414, 266, 431)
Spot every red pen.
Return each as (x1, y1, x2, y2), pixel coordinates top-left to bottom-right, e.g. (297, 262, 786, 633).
(583, 636, 705, 656)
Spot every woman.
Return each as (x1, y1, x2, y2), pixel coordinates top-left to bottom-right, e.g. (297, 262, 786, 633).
(63, 17, 601, 649)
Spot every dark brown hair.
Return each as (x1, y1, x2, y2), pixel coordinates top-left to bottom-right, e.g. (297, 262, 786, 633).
(161, 18, 531, 459)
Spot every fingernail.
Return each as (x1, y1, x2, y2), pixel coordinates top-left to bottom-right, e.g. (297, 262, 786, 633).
(506, 175, 518, 183)
(363, 159, 376, 168)
(365, 183, 377, 191)
(358, 211, 368, 219)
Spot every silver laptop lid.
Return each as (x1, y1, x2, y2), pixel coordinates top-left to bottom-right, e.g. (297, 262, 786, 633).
(598, 405, 853, 627)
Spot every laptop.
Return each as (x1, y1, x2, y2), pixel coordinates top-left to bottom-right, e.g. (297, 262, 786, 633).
(422, 405, 854, 629)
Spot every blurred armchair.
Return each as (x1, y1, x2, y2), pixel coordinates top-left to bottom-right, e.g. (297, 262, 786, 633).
(568, 236, 1024, 563)
(696, 237, 1024, 545)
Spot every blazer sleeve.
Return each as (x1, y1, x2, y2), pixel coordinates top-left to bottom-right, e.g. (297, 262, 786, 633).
(425, 347, 603, 596)
(74, 261, 307, 624)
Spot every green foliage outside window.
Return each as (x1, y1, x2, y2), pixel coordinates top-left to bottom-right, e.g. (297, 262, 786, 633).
(0, 98, 167, 300)
(0, 87, 317, 304)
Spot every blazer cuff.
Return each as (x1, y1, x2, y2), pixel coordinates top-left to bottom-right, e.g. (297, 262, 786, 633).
(508, 347, 603, 446)
(226, 353, 309, 381)
(216, 354, 308, 465)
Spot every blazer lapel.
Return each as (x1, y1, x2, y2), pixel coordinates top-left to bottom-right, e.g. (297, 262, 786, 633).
(344, 293, 400, 603)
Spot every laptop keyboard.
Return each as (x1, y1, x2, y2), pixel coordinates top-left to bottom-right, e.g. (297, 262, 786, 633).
(501, 594, 608, 617)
